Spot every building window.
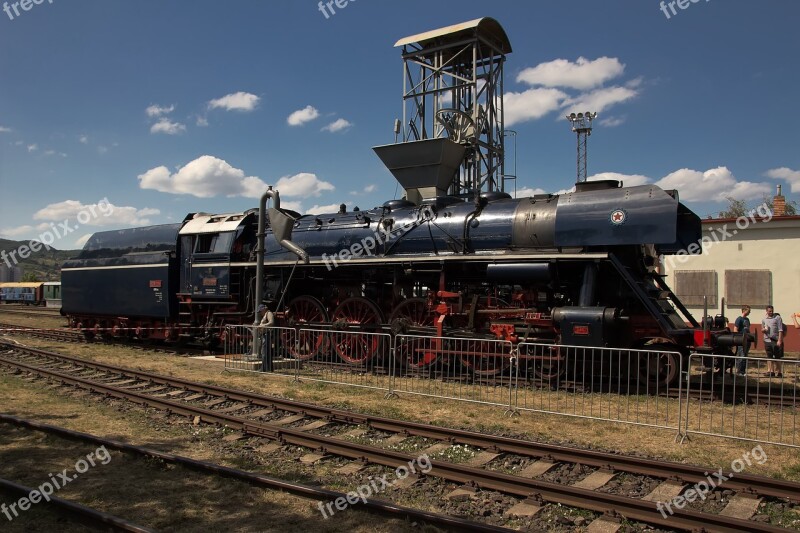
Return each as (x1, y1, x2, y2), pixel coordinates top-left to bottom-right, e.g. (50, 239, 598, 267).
(725, 270, 772, 308)
(674, 270, 718, 307)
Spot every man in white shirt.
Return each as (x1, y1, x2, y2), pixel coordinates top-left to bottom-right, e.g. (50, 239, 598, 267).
(761, 305, 784, 378)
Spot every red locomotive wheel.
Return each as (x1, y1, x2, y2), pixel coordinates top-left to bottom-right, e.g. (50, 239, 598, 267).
(389, 298, 438, 369)
(330, 297, 384, 365)
(284, 296, 328, 360)
(459, 339, 510, 376)
(635, 342, 684, 389)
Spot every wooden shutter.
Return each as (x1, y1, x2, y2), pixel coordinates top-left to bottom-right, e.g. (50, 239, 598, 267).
(674, 270, 718, 307)
(725, 270, 772, 308)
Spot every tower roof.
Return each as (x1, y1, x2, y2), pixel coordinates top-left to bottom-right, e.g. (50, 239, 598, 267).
(394, 17, 512, 54)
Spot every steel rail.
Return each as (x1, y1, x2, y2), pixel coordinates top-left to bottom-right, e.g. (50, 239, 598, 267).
(0, 323, 85, 343)
(0, 353, 791, 533)
(0, 477, 154, 532)
(4, 341, 798, 503)
(0, 414, 508, 533)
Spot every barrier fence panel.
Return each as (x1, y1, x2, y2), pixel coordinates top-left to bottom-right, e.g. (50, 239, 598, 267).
(223, 325, 297, 374)
(392, 335, 516, 410)
(685, 353, 799, 448)
(515, 343, 684, 434)
(289, 328, 394, 393)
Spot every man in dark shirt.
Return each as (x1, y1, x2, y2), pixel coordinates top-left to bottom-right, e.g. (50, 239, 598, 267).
(734, 305, 751, 375)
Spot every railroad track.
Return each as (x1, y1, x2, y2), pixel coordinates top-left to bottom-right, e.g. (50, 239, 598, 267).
(2, 323, 796, 410)
(0, 414, 504, 532)
(0, 323, 211, 357)
(0, 342, 797, 532)
(0, 322, 86, 343)
(0, 305, 64, 316)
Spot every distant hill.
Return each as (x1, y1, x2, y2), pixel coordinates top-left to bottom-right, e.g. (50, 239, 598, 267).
(0, 238, 81, 281)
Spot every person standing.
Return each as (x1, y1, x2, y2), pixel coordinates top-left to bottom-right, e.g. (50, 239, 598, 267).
(761, 305, 784, 378)
(258, 303, 276, 371)
(734, 305, 751, 376)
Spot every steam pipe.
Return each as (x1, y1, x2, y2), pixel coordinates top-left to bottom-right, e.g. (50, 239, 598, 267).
(253, 186, 309, 326)
(254, 187, 278, 328)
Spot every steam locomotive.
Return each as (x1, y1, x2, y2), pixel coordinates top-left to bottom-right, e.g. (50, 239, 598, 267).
(61, 177, 743, 386)
(61, 18, 748, 386)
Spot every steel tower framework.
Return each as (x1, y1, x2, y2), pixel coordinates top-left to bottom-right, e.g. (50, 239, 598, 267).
(395, 18, 512, 199)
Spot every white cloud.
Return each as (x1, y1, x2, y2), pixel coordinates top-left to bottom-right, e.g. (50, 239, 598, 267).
(588, 172, 651, 187)
(350, 184, 377, 196)
(655, 167, 770, 202)
(44, 150, 56, 156)
(97, 146, 109, 154)
(0, 224, 50, 238)
(208, 92, 260, 112)
(27, 144, 38, 152)
(146, 104, 175, 117)
(138, 155, 268, 198)
(196, 115, 209, 127)
(504, 88, 567, 126)
(74, 234, 93, 248)
(765, 167, 800, 194)
(563, 86, 639, 115)
(599, 115, 626, 127)
(626, 77, 644, 89)
(79, 135, 89, 144)
(287, 105, 320, 126)
(308, 203, 346, 214)
(322, 118, 352, 133)
(0, 126, 12, 133)
(278, 200, 304, 213)
(516, 187, 548, 197)
(275, 172, 335, 197)
(33, 199, 160, 227)
(517, 57, 625, 90)
(150, 118, 186, 135)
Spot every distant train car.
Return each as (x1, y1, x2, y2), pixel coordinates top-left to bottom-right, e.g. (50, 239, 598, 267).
(43, 282, 62, 308)
(0, 282, 45, 305)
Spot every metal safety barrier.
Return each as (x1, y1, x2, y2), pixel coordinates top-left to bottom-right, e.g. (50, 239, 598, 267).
(223, 325, 297, 374)
(684, 353, 799, 448)
(514, 343, 684, 434)
(222, 323, 800, 448)
(286, 328, 394, 393)
(392, 335, 516, 410)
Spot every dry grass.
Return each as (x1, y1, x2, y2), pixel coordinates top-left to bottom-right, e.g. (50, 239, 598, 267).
(0, 373, 426, 532)
(3, 334, 799, 484)
(0, 309, 68, 330)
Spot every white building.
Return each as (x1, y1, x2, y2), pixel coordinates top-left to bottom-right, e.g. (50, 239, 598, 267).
(662, 188, 800, 351)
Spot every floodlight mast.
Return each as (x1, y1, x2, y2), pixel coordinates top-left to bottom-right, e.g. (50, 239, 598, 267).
(566, 111, 597, 183)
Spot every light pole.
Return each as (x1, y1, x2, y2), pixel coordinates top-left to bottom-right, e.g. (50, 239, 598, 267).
(566, 112, 597, 183)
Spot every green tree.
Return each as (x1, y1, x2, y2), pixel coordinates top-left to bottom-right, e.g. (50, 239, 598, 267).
(717, 196, 748, 218)
(22, 272, 38, 282)
(717, 195, 797, 218)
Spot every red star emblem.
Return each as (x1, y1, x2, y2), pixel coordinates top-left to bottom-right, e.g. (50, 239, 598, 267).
(612, 212, 623, 221)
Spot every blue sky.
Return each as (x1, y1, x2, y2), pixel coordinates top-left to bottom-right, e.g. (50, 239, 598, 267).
(1, 0, 799, 249)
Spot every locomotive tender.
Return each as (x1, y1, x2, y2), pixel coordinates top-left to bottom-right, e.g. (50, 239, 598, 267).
(61, 17, 745, 385)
